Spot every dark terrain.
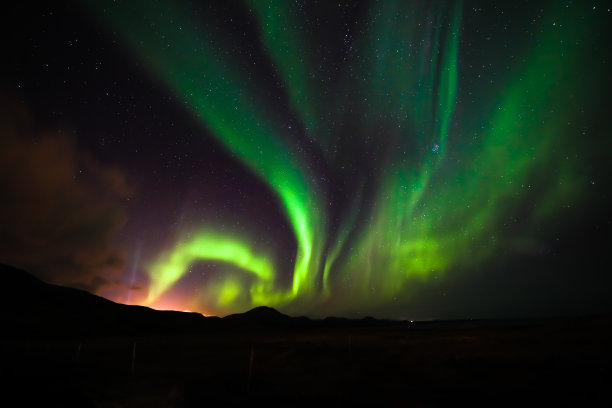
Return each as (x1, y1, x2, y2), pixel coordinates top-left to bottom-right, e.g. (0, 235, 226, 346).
(1, 264, 610, 406)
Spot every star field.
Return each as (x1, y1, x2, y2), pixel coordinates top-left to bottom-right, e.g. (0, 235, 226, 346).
(1, 0, 611, 319)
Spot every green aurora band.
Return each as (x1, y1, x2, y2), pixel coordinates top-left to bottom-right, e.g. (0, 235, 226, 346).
(88, 1, 603, 315)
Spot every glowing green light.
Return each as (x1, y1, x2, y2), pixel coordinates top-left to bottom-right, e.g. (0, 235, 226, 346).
(88, 0, 325, 306)
(87, 0, 601, 316)
(147, 233, 274, 304)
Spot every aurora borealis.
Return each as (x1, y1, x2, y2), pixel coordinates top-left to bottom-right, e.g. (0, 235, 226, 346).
(2, 1, 611, 318)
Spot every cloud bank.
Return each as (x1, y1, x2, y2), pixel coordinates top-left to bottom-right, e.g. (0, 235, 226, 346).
(0, 94, 132, 291)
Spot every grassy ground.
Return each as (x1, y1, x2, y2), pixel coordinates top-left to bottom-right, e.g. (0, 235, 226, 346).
(2, 316, 611, 407)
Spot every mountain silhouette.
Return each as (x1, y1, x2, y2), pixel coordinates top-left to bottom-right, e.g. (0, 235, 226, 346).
(224, 305, 294, 327)
(0, 263, 208, 337)
(0, 263, 406, 338)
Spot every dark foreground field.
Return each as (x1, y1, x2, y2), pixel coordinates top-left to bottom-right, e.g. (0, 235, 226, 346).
(3, 315, 611, 407)
(1, 264, 610, 406)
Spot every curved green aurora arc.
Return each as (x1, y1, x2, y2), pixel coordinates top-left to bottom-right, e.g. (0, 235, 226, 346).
(87, 0, 604, 316)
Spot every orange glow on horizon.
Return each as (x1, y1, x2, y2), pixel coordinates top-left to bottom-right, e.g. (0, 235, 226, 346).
(97, 282, 215, 316)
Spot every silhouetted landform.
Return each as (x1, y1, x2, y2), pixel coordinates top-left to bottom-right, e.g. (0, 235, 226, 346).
(224, 305, 294, 326)
(1, 263, 209, 337)
(3, 262, 612, 335)
(0, 263, 415, 337)
(2, 263, 611, 406)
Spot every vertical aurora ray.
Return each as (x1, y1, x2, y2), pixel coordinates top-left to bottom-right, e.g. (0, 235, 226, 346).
(86, 0, 324, 307)
(87, 1, 605, 316)
(434, 0, 597, 246)
(248, 0, 319, 137)
(330, 1, 463, 301)
(330, 1, 601, 312)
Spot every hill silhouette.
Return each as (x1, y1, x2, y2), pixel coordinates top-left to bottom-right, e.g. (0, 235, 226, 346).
(1, 263, 415, 337)
(1, 263, 209, 337)
(225, 305, 292, 325)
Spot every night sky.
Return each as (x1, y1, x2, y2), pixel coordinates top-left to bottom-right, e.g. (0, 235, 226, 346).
(2, 0, 611, 319)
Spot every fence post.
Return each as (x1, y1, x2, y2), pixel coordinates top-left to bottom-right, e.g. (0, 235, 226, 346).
(131, 341, 137, 376)
(246, 346, 254, 392)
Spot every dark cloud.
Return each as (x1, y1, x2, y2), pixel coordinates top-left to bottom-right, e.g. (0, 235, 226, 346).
(0, 93, 132, 291)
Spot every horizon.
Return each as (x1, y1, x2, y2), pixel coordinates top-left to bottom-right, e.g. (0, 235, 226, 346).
(2, 0, 611, 320)
(5, 262, 608, 323)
